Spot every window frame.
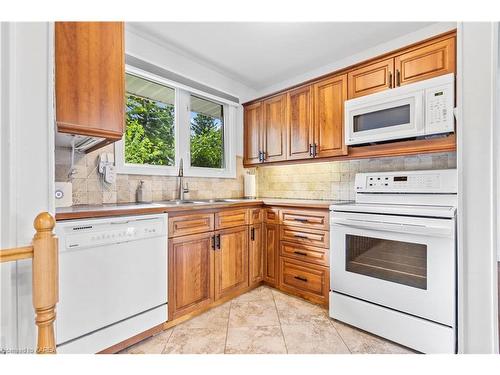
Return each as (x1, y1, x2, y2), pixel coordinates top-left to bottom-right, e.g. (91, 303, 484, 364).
(115, 65, 237, 179)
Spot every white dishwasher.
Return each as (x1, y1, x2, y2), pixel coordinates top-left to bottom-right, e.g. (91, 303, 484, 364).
(55, 213, 168, 353)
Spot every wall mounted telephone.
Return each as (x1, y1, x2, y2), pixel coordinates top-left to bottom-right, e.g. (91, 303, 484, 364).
(98, 153, 116, 184)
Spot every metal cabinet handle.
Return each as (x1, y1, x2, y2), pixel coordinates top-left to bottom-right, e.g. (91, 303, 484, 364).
(309, 144, 314, 157)
(293, 251, 308, 256)
(293, 234, 310, 239)
(294, 275, 308, 282)
(396, 69, 401, 87)
(214, 234, 221, 249)
(251, 227, 255, 241)
(389, 71, 393, 88)
(211, 235, 216, 250)
(293, 218, 309, 223)
(313, 143, 317, 157)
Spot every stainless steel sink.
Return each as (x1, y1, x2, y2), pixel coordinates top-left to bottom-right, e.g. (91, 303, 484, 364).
(205, 198, 245, 203)
(167, 200, 206, 205)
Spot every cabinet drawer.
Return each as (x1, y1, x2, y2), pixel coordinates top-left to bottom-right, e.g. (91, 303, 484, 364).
(280, 241, 329, 266)
(279, 257, 329, 305)
(280, 209, 329, 230)
(169, 214, 214, 238)
(215, 209, 249, 229)
(264, 208, 280, 224)
(249, 208, 263, 225)
(280, 226, 329, 249)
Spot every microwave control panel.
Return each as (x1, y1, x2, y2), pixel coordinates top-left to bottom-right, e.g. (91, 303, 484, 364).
(425, 83, 454, 134)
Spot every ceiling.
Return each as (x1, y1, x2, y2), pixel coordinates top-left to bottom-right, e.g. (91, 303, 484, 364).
(128, 22, 436, 91)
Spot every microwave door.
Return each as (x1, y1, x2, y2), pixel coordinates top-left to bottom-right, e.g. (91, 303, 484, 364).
(346, 92, 424, 145)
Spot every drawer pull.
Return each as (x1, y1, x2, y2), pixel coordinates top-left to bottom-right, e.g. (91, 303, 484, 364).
(294, 275, 308, 282)
(293, 251, 308, 256)
(293, 234, 310, 239)
(293, 218, 309, 223)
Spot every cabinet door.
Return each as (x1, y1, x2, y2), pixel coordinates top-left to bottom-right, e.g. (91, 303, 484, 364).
(215, 226, 249, 300)
(263, 94, 287, 163)
(347, 58, 394, 99)
(313, 74, 348, 158)
(55, 22, 125, 139)
(249, 224, 263, 285)
(244, 102, 263, 165)
(287, 85, 314, 160)
(394, 36, 455, 87)
(168, 232, 214, 320)
(263, 223, 280, 286)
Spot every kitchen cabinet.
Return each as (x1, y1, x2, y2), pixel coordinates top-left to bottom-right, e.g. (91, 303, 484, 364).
(249, 223, 264, 285)
(55, 22, 125, 146)
(168, 232, 215, 320)
(243, 102, 263, 165)
(394, 36, 455, 87)
(313, 74, 348, 158)
(287, 85, 314, 160)
(263, 222, 280, 287)
(262, 94, 288, 163)
(214, 226, 249, 300)
(348, 58, 394, 99)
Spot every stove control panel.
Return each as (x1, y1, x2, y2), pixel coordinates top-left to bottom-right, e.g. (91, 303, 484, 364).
(355, 169, 457, 194)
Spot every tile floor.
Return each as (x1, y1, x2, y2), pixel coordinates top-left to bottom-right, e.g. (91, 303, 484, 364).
(120, 286, 415, 354)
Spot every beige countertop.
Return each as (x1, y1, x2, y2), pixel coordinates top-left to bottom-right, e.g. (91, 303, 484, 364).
(55, 198, 349, 221)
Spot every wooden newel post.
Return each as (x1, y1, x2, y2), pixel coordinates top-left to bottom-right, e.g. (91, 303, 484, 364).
(32, 212, 59, 354)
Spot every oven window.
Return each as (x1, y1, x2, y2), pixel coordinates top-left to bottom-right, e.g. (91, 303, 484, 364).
(345, 234, 427, 289)
(353, 104, 410, 133)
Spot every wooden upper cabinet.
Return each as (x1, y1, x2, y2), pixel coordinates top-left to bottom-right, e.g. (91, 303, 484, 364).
(348, 58, 394, 99)
(394, 36, 455, 87)
(55, 22, 125, 140)
(214, 226, 249, 300)
(168, 232, 214, 320)
(313, 74, 348, 157)
(244, 102, 263, 165)
(263, 94, 287, 163)
(287, 85, 314, 160)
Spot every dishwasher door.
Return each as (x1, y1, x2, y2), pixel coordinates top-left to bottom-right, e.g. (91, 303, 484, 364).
(55, 214, 167, 346)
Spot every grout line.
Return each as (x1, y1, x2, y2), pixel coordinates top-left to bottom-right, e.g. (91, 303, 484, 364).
(328, 318, 352, 354)
(271, 287, 289, 354)
(223, 299, 233, 354)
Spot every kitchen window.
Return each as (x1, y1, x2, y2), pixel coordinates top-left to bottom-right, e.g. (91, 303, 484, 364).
(115, 67, 236, 178)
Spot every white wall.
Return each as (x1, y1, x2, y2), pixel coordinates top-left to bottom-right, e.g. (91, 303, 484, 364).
(457, 22, 499, 353)
(0, 22, 54, 352)
(254, 22, 457, 99)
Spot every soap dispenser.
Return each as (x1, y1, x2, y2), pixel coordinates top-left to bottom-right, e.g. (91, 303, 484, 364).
(136, 180, 150, 203)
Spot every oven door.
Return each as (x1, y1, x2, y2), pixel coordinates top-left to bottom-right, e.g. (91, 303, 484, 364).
(330, 211, 455, 326)
(345, 89, 424, 145)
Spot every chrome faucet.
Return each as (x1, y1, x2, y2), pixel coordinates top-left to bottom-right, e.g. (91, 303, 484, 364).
(178, 158, 189, 200)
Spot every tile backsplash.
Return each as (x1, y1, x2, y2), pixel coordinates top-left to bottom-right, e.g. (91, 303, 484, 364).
(55, 144, 456, 205)
(55, 145, 244, 205)
(255, 152, 456, 201)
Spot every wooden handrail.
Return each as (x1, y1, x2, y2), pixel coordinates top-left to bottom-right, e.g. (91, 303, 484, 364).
(0, 212, 59, 354)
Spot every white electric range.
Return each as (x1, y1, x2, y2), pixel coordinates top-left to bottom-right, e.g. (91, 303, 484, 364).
(329, 169, 457, 354)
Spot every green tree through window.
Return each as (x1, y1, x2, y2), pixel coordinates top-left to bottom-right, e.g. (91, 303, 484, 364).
(190, 112, 224, 169)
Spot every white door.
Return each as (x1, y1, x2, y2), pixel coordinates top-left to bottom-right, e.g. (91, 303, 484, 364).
(330, 211, 456, 326)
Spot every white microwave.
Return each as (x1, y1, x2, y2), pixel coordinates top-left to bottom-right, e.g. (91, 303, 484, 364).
(345, 73, 454, 145)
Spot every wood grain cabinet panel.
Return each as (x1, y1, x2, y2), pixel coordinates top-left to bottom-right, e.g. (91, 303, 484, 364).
(244, 102, 263, 165)
(280, 209, 329, 230)
(263, 223, 280, 286)
(249, 208, 263, 225)
(263, 94, 287, 163)
(347, 58, 394, 99)
(55, 22, 125, 141)
(287, 85, 314, 160)
(249, 223, 264, 285)
(169, 214, 214, 238)
(168, 233, 214, 320)
(280, 241, 329, 267)
(313, 74, 348, 158)
(280, 226, 329, 249)
(215, 226, 249, 299)
(264, 208, 280, 224)
(215, 209, 249, 230)
(395, 36, 455, 87)
(279, 257, 329, 306)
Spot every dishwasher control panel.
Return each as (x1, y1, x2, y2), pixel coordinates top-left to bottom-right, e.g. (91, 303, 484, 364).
(57, 214, 167, 250)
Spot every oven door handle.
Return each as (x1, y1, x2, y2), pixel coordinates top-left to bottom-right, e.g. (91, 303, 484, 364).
(330, 217, 453, 238)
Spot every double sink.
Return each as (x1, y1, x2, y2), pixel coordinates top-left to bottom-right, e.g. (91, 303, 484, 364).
(160, 198, 248, 206)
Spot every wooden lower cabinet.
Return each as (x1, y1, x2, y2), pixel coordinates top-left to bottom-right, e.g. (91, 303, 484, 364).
(215, 226, 249, 300)
(249, 223, 263, 285)
(168, 232, 215, 320)
(263, 222, 280, 286)
(279, 257, 329, 306)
